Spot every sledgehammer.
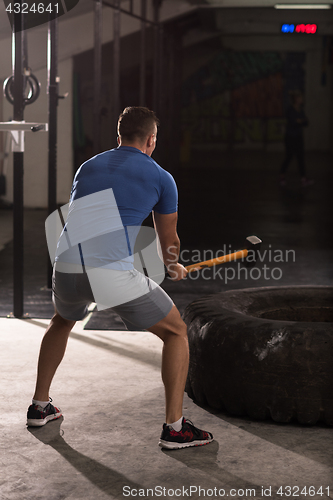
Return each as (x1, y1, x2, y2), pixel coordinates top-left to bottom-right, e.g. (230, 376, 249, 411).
(185, 235, 262, 273)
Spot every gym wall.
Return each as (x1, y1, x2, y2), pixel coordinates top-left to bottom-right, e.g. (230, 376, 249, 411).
(180, 34, 333, 160)
(0, 3, 332, 207)
(1, 58, 73, 208)
(0, 0, 194, 208)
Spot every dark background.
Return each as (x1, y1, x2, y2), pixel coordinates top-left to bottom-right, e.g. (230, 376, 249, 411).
(1, 6, 333, 320)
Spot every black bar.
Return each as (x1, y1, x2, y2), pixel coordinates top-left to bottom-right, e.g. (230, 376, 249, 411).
(158, 23, 164, 115)
(168, 27, 182, 172)
(139, 0, 146, 106)
(112, 0, 120, 135)
(152, 0, 160, 114)
(13, 152, 24, 317)
(13, 8, 25, 318)
(93, 0, 102, 155)
(47, 17, 59, 288)
(101, 0, 156, 26)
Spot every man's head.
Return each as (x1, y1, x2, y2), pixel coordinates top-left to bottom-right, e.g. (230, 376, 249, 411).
(117, 106, 159, 157)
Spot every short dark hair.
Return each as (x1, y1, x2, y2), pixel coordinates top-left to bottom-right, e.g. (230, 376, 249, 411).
(117, 106, 159, 142)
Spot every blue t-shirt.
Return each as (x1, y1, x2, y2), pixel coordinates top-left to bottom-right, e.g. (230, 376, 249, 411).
(56, 146, 178, 270)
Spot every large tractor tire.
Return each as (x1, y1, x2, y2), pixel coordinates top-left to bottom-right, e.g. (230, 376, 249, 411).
(183, 286, 333, 425)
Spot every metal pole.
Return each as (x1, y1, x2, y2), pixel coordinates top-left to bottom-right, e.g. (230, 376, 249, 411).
(101, 0, 156, 26)
(158, 22, 164, 116)
(139, 0, 146, 107)
(169, 27, 182, 171)
(112, 0, 121, 136)
(152, 0, 160, 114)
(12, 7, 25, 318)
(47, 17, 59, 289)
(93, 0, 102, 155)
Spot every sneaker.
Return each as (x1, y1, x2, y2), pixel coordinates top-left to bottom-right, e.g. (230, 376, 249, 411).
(159, 418, 213, 450)
(27, 398, 62, 427)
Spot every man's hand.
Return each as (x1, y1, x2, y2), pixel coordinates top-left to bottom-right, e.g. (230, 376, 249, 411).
(167, 262, 188, 281)
(152, 212, 188, 281)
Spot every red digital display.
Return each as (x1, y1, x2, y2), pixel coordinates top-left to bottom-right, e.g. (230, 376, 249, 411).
(295, 24, 317, 34)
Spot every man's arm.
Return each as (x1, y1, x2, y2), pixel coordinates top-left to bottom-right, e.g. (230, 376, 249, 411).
(152, 211, 187, 281)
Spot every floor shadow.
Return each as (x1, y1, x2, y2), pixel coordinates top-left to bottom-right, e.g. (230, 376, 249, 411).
(25, 318, 161, 370)
(69, 330, 161, 370)
(190, 400, 333, 469)
(161, 440, 261, 494)
(23, 318, 49, 329)
(27, 418, 144, 498)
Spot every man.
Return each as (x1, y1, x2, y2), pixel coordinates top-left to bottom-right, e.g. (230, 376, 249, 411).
(280, 90, 313, 188)
(27, 107, 213, 450)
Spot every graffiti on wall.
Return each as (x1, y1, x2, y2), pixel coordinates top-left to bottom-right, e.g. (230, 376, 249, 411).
(181, 51, 305, 153)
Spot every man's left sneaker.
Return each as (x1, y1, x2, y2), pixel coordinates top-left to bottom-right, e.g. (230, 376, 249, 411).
(27, 398, 62, 427)
(159, 418, 213, 450)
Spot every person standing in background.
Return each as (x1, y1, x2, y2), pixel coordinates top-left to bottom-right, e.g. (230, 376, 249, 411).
(280, 90, 313, 188)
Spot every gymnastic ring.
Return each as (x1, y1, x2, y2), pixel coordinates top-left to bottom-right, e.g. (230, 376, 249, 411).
(3, 73, 41, 106)
(183, 286, 333, 425)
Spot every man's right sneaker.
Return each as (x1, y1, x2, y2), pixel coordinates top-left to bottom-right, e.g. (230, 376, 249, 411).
(159, 418, 213, 450)
(27, 398, 62, 427)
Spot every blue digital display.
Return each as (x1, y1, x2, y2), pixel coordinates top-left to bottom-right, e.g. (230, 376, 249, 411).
(282, 24, 295, 33)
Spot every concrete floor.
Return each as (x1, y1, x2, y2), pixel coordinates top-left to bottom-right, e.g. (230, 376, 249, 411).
(0, 317, 332, 500)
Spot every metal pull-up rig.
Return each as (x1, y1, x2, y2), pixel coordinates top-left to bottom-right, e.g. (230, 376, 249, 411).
(1, 7, 60, 318)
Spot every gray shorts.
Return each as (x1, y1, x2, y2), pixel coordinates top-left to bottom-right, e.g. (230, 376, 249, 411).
(52, 267, 174, 330)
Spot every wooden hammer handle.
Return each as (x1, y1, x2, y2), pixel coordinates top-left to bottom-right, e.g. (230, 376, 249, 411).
(185, 249, 248, 273)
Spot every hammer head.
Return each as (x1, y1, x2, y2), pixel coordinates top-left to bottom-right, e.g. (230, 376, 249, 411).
(245, 235, 262, 267)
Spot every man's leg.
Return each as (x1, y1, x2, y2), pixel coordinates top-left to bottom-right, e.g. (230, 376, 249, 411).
(147, 305, 189, 424)
(33, 311, 75, 401)
(295, 138, 306, 178)
(147, 304, 213, 449)
(281, 136, 294, 179)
